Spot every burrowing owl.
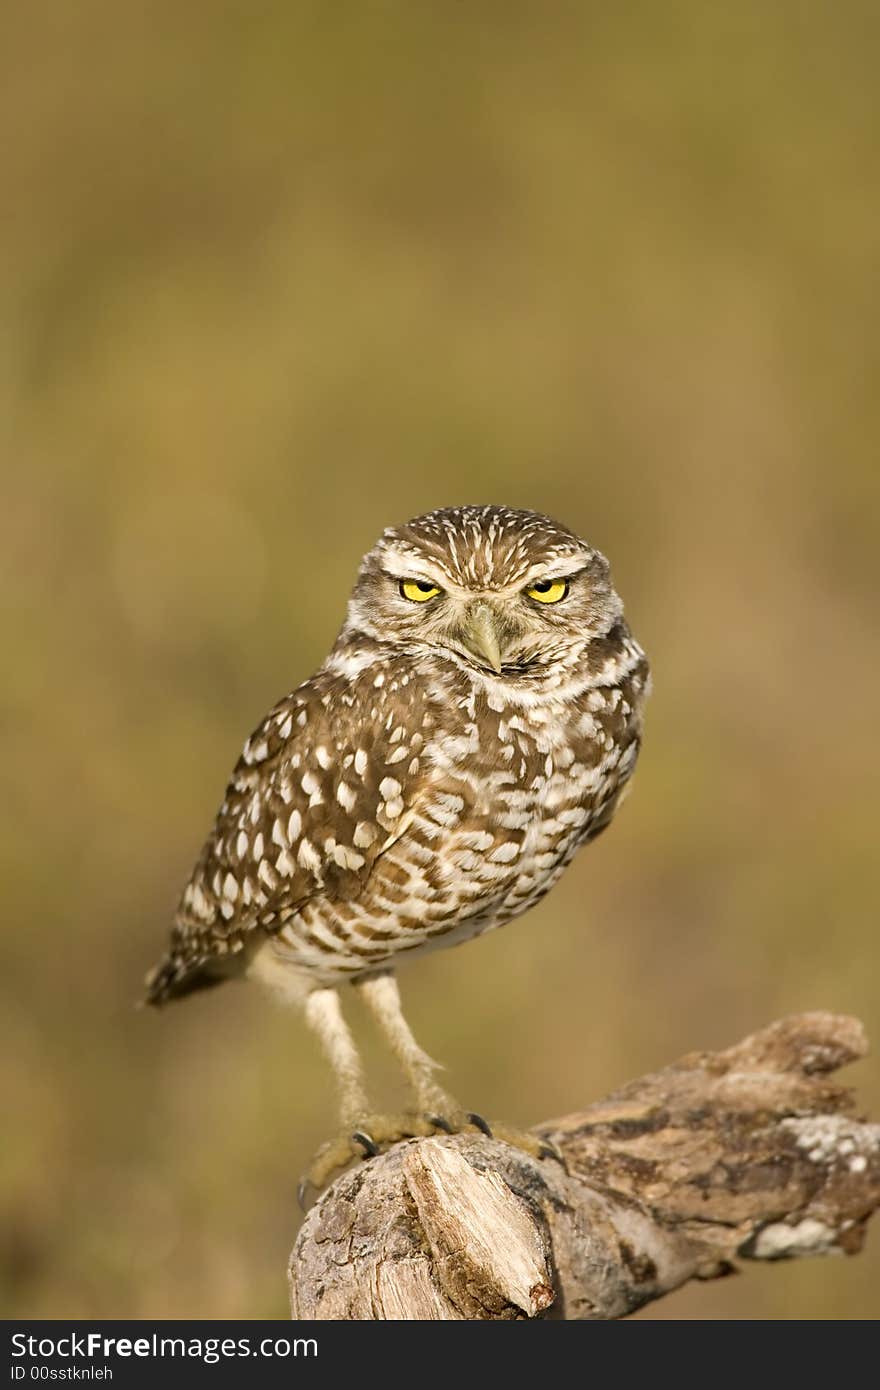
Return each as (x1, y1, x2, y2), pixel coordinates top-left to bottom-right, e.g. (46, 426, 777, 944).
(146, 505, 650, 1189)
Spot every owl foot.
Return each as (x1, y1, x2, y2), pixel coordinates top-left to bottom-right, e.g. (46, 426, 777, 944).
(420, 1109, 562, 1163)
(420, 1106, 563, 1163)
(486, 1122, 565, 1165)
(297, 1111, 563, 1209)
(298, 1111, 470, 1207)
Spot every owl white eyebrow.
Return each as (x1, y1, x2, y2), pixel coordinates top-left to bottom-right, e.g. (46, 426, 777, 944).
(381, 560, 448, 586)
(392, 572, 446, 589)
(523, 564, 588, 588)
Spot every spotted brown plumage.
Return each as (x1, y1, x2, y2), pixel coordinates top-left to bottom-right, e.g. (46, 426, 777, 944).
(145, 505, 650, 1186)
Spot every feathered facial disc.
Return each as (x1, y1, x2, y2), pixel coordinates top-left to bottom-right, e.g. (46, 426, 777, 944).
(345, 505, 624, 677)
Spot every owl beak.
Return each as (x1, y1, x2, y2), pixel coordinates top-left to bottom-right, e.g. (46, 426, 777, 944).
(461, 603, 504, 674)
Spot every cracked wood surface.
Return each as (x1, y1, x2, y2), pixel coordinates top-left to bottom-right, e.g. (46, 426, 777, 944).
(288, 1013, 880, 1319)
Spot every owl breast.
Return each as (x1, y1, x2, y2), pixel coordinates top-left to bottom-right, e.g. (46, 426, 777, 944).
(271, 654, 647, 985)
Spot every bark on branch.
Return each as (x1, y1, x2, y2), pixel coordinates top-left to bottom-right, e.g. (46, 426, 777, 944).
(288, 1013, 879, 1319)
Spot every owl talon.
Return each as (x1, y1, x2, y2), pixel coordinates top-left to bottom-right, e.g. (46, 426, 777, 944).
(466, 1111, 494, 1137)
(483, 1121, 567, 1168)
(427, 1114, 454, 1133)
(351, 1129, 380, 1158)
(300, 1112, 439, 1199)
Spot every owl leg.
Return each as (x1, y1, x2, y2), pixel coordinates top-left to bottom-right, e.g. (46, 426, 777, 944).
(299, 976, 561, 1204)
(355, 971, 494, 1137)
(354, 970, 452, 1116)
(299, 987, 379, 1198)
(303, 987, 369, 1127)
(299, 985, 437, 1201)
(356, 969, 565, 1168)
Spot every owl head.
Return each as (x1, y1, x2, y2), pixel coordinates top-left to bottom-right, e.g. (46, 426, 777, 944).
(341, 505, 625, 681)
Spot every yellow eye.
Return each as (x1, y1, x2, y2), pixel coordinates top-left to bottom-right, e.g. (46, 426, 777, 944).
(400, 579, 442, 603)
(526, 579, 569, 604)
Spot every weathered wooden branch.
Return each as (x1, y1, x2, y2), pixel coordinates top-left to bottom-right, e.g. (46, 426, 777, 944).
(288, 1013, 879, 1319)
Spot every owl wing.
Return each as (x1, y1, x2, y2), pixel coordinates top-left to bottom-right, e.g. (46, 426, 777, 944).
(145, 662, 434, 1002)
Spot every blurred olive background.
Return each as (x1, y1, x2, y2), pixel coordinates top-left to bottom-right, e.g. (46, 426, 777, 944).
(2, 2, 878, 1320)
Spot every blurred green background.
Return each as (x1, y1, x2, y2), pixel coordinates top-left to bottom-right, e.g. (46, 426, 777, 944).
(2, 1, 878, 1320)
